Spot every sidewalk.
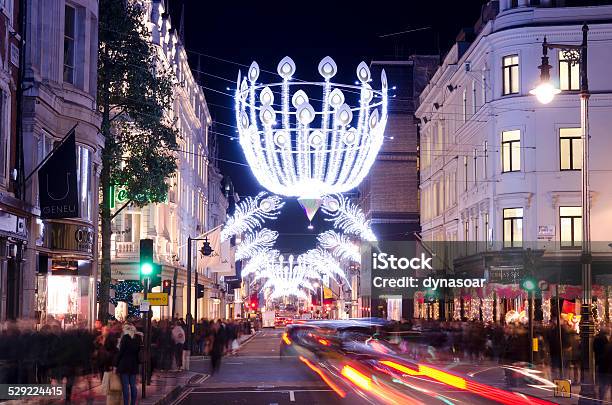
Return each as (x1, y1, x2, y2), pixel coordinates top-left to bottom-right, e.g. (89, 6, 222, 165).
(17, 370, 202, 405)
(9, 332, 258, 404)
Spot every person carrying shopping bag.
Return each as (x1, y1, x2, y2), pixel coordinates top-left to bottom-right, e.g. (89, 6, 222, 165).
(116, 324, 143, 405)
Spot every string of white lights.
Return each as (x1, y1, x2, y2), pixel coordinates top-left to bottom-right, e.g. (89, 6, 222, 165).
(234, 228, 278, 261)
(220, 192, 284, 241)
(321, 194, 377, 241)
(317, 230, 361, 263)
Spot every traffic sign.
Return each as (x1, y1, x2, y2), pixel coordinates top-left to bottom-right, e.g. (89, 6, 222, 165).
(553, 379, 571, 398)
(146, 292, 169, 306)
(139, 301, 150, 313)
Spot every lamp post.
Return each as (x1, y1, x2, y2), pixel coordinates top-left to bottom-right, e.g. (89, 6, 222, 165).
(186, 226, 220, 358)
(531, 23, 595, 403)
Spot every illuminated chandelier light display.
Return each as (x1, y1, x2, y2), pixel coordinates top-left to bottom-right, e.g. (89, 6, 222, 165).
(240, 246, 353, 302)
(235, 56, 389, 198)
(235, 228, 278, 261)
(241, 248, 279, 279)
(220, 192, 284, 241)
(317, 230, 361, 263)
(253, 254, 320, 300)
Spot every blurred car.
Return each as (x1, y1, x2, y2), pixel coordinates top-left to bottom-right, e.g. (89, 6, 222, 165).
(274, 317, 286, 327)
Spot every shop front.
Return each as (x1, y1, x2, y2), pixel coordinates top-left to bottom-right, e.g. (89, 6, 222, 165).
(35, 221, 96, 329)
(0, 208, 28, 322)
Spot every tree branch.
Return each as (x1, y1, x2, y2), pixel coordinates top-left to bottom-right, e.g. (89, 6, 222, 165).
(110, 199, 132, 221)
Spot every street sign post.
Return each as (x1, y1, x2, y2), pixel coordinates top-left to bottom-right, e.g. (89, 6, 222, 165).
(146, 292, 169, 306)
(139, 300, 150, 313)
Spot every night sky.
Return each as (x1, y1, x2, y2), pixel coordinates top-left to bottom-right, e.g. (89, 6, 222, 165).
(169, 0, 489, 251)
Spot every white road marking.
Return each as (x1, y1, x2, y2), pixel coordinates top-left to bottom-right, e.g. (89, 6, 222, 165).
(289, 390, 295, 401)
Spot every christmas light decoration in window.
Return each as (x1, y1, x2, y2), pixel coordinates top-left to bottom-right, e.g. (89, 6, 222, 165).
(235, 56, 388, 199)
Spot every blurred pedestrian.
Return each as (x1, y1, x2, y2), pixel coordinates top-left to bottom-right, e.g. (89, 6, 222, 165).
(598, 330, 612, 402)
(171, 322, 186, 370)
(116, 324, 142, 405)
(209, 320, 226, 375)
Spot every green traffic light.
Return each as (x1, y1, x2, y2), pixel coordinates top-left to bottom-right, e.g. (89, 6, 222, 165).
(141, 262, 153, 275)
(522, 278, 537, 291)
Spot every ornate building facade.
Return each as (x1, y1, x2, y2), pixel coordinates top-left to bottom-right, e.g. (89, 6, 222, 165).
(108, 0, 215, 321)
(416, 0, 612, 322)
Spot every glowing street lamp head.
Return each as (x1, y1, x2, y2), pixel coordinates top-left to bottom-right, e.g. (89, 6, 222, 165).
(235, 56, 388, 198)
(530, 82, 561, 105)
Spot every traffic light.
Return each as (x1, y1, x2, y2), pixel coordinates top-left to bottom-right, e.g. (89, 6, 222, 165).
(140, 239, 161, 290)
(249, 293, 258, 310)
(162, 280, 171, 295)
(196, 284, 204, 299)
(140, 239, 154, 280)
(200, 239, 213, 256)
(521, 276, 538, 291)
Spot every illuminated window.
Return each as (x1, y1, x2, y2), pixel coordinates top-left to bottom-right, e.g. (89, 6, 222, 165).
(559, 127, 582, 170)
(560, 206, 582, 248)
(559, 50, 580, 91)
(503, 208, 523, 248)
(502, 55, 519, 95)
(501, 130, 520, 172)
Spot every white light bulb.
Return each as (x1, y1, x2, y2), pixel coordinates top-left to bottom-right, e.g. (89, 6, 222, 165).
(529, 82, 560, 105)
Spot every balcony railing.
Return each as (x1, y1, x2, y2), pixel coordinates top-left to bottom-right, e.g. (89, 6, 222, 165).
(113, 241, 139, 259)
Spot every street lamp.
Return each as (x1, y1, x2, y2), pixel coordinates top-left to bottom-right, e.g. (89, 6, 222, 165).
(531, 23, 595, 403)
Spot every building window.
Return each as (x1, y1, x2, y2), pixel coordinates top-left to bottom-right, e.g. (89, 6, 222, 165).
(124, 212, 141, 243)
(560, 127, 582, 170)
(76, 145, 93, 221)
(559, 50, 580, 91)
(0, 90, 5, 180)
(501, 130, 520, 172)
(63, 5, 76, 84)
(463, 155, 468, 191)
(483, 140, 488, 179)
(503, 208, 523, 248)
(560, 206, 582, 248)
(502, 55, 519, 95)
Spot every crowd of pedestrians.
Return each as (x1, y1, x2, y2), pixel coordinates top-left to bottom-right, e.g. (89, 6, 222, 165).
(0, 316, 253, 404)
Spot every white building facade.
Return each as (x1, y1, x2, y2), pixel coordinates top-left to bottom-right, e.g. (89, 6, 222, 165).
(109, 0, 214, 322)
(417, 1, 612, 322)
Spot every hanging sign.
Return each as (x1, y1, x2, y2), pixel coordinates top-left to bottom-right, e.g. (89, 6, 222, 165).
(39, 129, 79, 219)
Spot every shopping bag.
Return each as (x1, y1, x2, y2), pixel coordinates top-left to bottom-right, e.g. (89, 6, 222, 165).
(231, 340, 239, 351)
(101, 371, 110, 394)
(105, 371, 122, 393)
